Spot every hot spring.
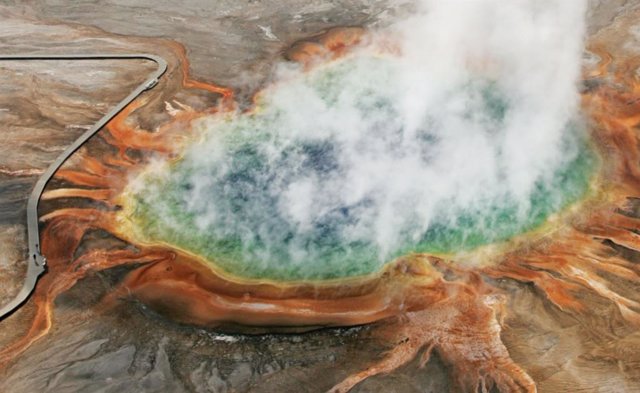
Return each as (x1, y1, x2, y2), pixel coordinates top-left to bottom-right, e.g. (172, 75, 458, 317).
(118, 50, 596, 281)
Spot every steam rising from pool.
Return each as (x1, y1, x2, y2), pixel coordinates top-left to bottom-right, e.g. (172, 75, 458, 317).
(122, 0, 593, 280)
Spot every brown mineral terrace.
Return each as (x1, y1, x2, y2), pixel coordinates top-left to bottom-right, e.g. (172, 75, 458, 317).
(0, 53, 167, 321)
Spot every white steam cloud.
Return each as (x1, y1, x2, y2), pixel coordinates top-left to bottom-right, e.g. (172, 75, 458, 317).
(393, 0, 586, 199)
(129, 0, 590, 279)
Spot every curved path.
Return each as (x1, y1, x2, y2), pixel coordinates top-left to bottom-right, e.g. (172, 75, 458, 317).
(0, 54, 167, 320)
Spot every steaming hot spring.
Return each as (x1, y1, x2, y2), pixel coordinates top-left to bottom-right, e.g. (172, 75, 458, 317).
(6, 2, 640, 392)
(118, 49, 595, 282)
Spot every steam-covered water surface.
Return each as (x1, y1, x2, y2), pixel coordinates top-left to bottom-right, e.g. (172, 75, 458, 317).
(122, 52, 595, 281)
